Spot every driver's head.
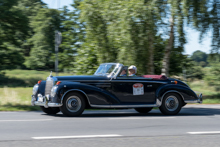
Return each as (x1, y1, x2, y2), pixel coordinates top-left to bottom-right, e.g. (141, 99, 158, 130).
(128, 65, 137, 75)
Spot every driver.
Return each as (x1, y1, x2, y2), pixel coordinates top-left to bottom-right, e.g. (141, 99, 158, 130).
(128, 65, 137, 76)
(120, 69, 127, 76)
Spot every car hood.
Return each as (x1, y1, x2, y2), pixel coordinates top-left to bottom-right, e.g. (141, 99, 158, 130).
(54, 75, 110, 82)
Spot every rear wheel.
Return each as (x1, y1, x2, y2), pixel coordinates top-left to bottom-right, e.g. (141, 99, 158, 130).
(60, 92, 85, 117)
(135, 107, 153, 114)
(159, 93, 182, 115)
(40, 106, 60, 114)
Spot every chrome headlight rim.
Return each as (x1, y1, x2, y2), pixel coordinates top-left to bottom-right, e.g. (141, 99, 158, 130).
(51, 86, 58, 97)
(33, 84, 39, 95)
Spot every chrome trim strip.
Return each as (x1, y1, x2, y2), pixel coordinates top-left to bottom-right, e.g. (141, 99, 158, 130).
(111, 80, 167, 84)
(61, 89, 91, 105)
(90, 104, 111, 108)
(160, 90, 185, 107)
(73, 80, 111, 82)
(32, 95, 62, 107)
(184, 100, 199, 103)
(68, 80, 166, 84)
(34, 101, 62, 107)
(90, 104, 158, 108)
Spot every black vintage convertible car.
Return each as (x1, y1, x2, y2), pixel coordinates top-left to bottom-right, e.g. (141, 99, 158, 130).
(31, 63, 202, 116)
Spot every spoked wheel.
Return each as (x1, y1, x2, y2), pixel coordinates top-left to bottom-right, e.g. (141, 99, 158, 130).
(60, 92, 85, 117)
(40, 106, 60, 115)
(159, 93, 182, 115)
(135, 107, 153, 114)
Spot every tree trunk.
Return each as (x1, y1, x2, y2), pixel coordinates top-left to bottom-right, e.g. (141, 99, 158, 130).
(147, 35, 154, 75)
(161, 17, 174, 77)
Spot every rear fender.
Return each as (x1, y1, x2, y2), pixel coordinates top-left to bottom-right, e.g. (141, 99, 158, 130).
(156, 84, 198, 105)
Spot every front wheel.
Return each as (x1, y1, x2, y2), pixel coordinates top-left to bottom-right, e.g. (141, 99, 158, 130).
(159, 93, 182, 115)
(40, 106, 60, 114)
(135, 107, 153, 114)
(60, 92, 85, 117)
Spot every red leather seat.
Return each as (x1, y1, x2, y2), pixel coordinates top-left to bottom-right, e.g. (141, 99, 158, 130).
(142, 75, 168, 80)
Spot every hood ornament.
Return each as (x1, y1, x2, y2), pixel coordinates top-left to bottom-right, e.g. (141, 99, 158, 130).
(49, 71, 53, 77)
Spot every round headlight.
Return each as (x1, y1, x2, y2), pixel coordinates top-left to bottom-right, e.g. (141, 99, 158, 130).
(33, 84, 39, 95)
(51, 86, 58, 97)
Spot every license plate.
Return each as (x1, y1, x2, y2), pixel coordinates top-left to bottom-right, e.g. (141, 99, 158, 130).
(38, 97, 44, 102)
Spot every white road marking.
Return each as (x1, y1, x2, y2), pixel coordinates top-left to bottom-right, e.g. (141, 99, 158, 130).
(0, 119, 53, 122)
(188, 131, 220, 135)
(108, 117, 175, 120)
(0, 112, 18, 113)
(32, 134, 123, 140)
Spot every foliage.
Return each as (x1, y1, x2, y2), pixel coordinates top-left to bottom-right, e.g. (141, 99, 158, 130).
(187, 64, 205, 80)
(79, 0, 166, 75)
(25, 8, 62, 70)
(191, 50, 208, 62)
(59, 1, 85, 71)
(74, 42, 98, 75)
(0, 0, 218, 78)
(153, 36, 191, 76)
(0, 0, 29, 70)
(205, 61, 220, 90)
(195, 0, 220, 53)
(191, 50, 208, 67)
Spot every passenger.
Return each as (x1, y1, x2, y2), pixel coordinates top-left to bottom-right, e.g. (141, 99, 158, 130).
(128, 65, 137, 76)
(120, 69, 127, 76)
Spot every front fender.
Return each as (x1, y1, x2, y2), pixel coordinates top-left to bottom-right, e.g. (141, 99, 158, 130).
(156, 84, 198, 102)
(54, 81, 120, 105)
(36, 81, 46, 96)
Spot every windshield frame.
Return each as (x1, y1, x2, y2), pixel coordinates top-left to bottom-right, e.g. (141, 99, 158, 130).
(94, 63, 123, 78)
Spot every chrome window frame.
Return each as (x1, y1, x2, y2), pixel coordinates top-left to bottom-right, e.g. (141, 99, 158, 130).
(94, 63, 124, 79)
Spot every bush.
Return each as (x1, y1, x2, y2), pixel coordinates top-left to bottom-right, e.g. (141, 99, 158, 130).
(205, 62, 220, 90)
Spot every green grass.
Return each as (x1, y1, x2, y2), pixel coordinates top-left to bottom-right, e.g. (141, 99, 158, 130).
(0, 87, 41, 111)
(0, 69, 71, 87)
(203, 99, 220, 104)
(189, 80, 220, 97)
(188, 80, 220, 104)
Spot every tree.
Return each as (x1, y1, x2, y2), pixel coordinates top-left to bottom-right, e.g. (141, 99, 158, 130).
(59, 1, 85, 71)
(161, 0, 208, 76)
(0, 0, 29, 70)
(25, 8, 62, 70)
(191, 50, 208, 66)
(197, 0, 220, 54)
(191, 50, 208, 62)
(80, 0, 165, 75)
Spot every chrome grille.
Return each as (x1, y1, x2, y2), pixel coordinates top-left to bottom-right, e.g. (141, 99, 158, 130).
(45, 78, 54, 95)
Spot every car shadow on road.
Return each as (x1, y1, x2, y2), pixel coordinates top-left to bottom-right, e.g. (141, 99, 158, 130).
(41, 107, 220, 118)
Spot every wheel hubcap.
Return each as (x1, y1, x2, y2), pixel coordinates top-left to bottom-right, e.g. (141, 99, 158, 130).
(165, 96, 179, 111)
(66, 96, 82, 112)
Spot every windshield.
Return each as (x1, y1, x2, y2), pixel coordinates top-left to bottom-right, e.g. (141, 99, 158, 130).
(94, 64, 120, 76)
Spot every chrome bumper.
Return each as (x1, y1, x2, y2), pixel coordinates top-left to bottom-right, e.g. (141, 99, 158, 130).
(185, 93, 203, 104)
(31, 94, 62, 108)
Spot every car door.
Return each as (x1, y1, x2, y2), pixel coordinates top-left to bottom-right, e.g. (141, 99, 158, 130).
(110, 76, 158, 104)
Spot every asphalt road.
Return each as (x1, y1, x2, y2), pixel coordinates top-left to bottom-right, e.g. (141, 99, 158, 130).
(0, 105, 220, 147)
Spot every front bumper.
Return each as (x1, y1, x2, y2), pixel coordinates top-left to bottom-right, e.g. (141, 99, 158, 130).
(185, 93, 203, 104)
(31, 94, 62, 108)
